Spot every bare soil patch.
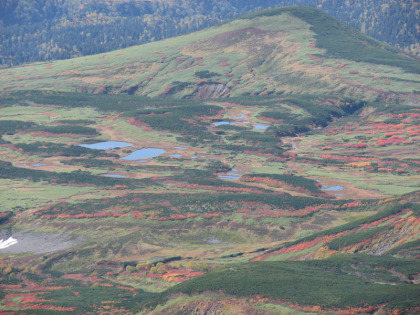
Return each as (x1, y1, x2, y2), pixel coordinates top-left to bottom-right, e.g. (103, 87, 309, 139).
(0, 229, 84, 254)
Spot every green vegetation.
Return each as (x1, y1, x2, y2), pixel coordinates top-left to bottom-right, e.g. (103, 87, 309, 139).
(0, 120, 37, 134)
(387, 239, 420, 256)
(124, 104, 221, 144)
(0, 90, 167, 112)
(0, 161, 149, 188)
(55, 119, 95, 125)
(149, 255, 420, 311)
(240, 6, 420, 73)
(34, 188, 329, 220)
(1, 7, 418, 102)
(61, 158, 118, 169)
(242, 173, 322, 193)
(42, 285, 154, 313)
(0, 89, 418, 313)
(194, 70, 221, 79)
(35, 125, 99, 135)
(0, 5, 419, 313)
(15, 142, 113, 158)
(268, 203, 416, 253)
(326, 226, 389, 250)
(1, 1, 418, 67)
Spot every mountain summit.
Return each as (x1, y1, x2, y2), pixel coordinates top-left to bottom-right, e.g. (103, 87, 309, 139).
(1, 6, 419, 103)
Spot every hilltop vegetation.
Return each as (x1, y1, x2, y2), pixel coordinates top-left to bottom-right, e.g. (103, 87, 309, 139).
(150, 255, 420, 312)
(1, 6, 419, 105)
(0, 0, 419, 67)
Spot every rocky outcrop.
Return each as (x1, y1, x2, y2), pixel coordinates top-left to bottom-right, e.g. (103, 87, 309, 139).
(193, 83, 230, 99)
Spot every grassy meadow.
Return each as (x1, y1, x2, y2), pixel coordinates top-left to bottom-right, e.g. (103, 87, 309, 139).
(0, 90, 418, 313)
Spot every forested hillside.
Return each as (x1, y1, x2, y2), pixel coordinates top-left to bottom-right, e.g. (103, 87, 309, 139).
(0, 0, 418, 67)
(2, 6, 419, 104)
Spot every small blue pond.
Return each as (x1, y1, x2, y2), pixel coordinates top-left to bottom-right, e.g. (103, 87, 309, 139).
(218, 169, 243, 180)
(254, 124, 269, 130)
(175, 146, 187, 150)
(235, 113, 245, 119)
(104, 174, 126, 178)
(121, 148, 166, 160)
(169, 154, 182, 157)
(32, 163, 45, 167)
(79, 141, 133, 150)
(213, 121, 238, 126)
(322, 185, 344, 191)
(218, 175, 241, 180)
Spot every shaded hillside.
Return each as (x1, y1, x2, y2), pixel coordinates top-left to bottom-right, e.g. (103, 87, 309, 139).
(0, 0, 418, 67)
(143, 199, 420, 314)
(252, 201, 420, 261)
(147, 255, 420, 314)
(1, 6, 419, 104)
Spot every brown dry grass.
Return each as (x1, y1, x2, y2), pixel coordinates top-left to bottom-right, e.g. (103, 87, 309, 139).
(285, 161, 390, 200)
(78, 62, 161, 84)
(148, 294, 271, 315)
(312, 174, 389, 200)
(238, 180, 313, 198)
(225, 108, 254, 121)
(23, 156, 84, 172)
(181, 29, 287, 58)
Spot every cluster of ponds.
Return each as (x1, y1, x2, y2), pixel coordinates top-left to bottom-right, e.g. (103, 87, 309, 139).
(33, 141, 347, 196)
(78, 141, 248, 181)
(77, 142, 345, 193)
(78, 111, 268, 166)
(78, 142, 218, 163)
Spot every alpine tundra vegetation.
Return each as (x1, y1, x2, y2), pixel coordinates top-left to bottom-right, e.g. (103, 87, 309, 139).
(0, 5, 419, 314)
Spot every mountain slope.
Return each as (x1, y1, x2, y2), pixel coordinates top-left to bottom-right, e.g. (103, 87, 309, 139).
(1, 0, 419, 67)
(0, 6, 419, 314)
(147, 255, 420, 314)
(1, 6, 419, 104)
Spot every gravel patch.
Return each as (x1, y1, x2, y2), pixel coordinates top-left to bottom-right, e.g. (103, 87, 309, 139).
(0, 229, 84, 254)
